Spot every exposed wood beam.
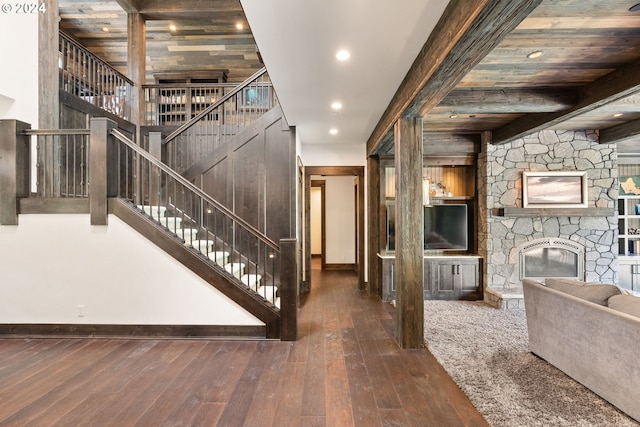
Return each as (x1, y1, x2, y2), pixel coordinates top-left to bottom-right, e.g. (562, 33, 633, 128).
(366, 0, 542, 156)
(438, 88, 577, 114)
(114, 0, 141, 13)
(600, 118, 640, 144)
(136, 0, 242, 20)
(493, 58, 640, 145)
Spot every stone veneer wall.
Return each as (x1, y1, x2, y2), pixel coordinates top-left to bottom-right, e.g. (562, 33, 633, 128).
(477, 130, 618, 307)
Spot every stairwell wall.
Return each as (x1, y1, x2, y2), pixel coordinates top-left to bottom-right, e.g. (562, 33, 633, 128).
(0, 214, 262, 325)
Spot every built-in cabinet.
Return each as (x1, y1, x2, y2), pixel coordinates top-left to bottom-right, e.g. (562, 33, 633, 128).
(379, 254, 481, 301)
(618, 157, 640, 293)
(377, 148, 483, 300)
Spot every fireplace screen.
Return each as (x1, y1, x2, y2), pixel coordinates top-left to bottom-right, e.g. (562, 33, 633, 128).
(519, 238, 584, 280)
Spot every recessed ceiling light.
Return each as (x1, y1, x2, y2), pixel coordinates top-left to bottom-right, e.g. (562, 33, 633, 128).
(331, 101, 342, 111)
(630, 3, 640, 12)
(614, 113, 624, 118)
(336, 50, 350, 61)
(102, 27, 110, 33)
(527, 50, 543, 59)
(169, 24, 177, 32)
(329, 128, 338, 135)
(236, 22, 244, 30)
(449, 114, 458, 119)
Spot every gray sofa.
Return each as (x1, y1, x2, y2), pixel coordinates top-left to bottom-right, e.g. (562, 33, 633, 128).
(523, 278, 640, 423)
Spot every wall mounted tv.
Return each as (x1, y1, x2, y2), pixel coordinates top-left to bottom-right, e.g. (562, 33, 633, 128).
(386, 203, 468, 251)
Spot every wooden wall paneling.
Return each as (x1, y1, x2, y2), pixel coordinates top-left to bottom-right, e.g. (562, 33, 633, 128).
(265, 117, 294, 244)
(367, 155, 382, 297)
(233, 136, 262, 231)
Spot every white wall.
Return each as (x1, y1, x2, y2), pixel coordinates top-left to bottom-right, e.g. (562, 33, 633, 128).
(301, 143, 366, 166)
(0, 10, 38, 125)
(310, 187, 322, 254)
(0, 215, 262, 325)
(324, 176, 356, 264)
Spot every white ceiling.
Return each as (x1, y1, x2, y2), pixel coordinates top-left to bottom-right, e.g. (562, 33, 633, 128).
(240, 0, 450, 147)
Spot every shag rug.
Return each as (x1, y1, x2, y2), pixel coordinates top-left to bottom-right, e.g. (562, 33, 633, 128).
(423, 300, 640, 427)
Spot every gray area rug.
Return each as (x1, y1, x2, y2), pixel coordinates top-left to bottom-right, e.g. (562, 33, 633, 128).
(423, 300, 640, 427)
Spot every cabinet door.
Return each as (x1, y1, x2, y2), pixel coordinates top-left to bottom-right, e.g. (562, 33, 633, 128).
(429, 259, 479, 299)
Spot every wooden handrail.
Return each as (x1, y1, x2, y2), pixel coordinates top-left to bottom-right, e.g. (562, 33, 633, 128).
(111, 128, 279, 251)
(163, 67, 269, 144)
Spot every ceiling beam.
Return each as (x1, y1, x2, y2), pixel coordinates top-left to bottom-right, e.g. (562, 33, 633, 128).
(600, 118, 640, 144)
(366, 0, 542, 156)
(136, 0, 242, 20)
(492, 58, 640, 145)
(438, 88, 577, 114)
(114, 0, 141, 13)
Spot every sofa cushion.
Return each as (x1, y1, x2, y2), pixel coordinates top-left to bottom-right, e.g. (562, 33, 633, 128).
(608, 294, 640, 318)
(545, 278, 623, 306)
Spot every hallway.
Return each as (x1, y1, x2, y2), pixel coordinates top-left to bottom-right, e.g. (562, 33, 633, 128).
(0, 269, 487, 426)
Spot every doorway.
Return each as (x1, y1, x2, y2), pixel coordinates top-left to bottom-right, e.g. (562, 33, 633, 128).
(304, 166, 365, 292)
(310, 180, 326, 270)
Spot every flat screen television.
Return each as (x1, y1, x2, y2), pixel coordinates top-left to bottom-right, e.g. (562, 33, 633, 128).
(386, 203, 468, 251)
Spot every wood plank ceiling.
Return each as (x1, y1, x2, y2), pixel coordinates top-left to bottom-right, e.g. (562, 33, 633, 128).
(58, 0, 640, 152)
(58, 0, 262, 83)
(368, 0, 640, 154)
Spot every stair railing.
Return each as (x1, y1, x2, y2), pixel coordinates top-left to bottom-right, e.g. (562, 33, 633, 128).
(111, 128, 281, 307)
(162, 67, 278, 173)
(59, 32, 133, 120)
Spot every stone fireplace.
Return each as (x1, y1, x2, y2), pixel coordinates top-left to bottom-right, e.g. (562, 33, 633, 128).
(519, 238, 585, 281)
(477, 130, 618, 309)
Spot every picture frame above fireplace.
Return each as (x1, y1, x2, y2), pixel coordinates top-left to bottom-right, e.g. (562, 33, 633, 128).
(522, 171, 588, 208)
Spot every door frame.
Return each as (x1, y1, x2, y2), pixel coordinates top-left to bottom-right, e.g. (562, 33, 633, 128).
(310, 180, 326, 269)
(303, 166, 365, 292)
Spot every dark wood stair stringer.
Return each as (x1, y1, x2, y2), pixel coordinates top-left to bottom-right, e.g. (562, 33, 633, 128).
(109, 198, 281, 338)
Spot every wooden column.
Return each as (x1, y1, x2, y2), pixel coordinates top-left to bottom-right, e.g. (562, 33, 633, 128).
(39, 0, 59, 129)
(0, 120, 31, 225)
(367, 155, 382, 297)
(279, 238, 298, 341)
(89, 118, 117, 225)
(127, 12, 146, 138)
(394, 118, 424, 349)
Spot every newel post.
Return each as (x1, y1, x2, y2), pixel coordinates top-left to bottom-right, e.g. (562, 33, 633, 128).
(89, 117, 118, 225)
(0, 120, 31, 225)
(279, 238, 298, 341)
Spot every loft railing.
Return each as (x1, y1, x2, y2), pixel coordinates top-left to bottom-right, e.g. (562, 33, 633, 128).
(23, 129, 91, 198)
(162, 68, 278, 173)
(111, 128, 281, 306)
(59, 32, 133, 120)
(143, 83, 237, 126)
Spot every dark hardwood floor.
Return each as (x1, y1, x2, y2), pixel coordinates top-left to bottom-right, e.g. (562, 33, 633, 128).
(0, 268, 488, 426)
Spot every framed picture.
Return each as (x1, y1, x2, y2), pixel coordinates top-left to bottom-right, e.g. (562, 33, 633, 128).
(522, 171, 588, 208)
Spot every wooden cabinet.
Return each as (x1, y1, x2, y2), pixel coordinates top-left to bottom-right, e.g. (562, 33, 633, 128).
(379, 254, 482, 301)
(426, 257, 480, 299)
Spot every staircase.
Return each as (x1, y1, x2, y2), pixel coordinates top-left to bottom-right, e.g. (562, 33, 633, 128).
(138, 204, 280, 308)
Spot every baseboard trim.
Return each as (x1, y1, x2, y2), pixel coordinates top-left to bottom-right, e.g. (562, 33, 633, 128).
(0, 324, 267, 340)
(324, 263, 356, 271)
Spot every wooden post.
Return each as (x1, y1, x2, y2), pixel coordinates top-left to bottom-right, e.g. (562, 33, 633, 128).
(89, 118, 117, 225)
(394, 117, 424, 349)
(367, 155, 382, 297)
(127, 12, 146, 141)
(39, 0, 59, 129)
(279, 238, 298, 341)
(0, 120, 31, 225)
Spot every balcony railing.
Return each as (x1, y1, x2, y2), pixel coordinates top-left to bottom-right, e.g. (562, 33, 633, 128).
(59, 32, 133, 120)
(162, 68, 278, 173)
